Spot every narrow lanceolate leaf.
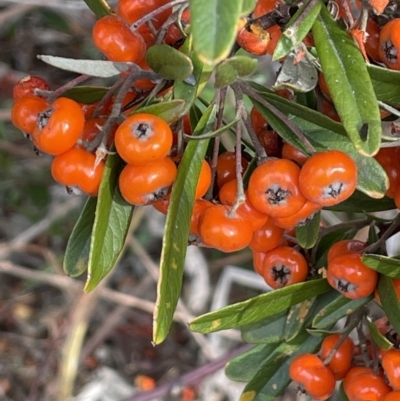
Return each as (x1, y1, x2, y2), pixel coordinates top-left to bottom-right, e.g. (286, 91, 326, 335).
(312, 294, 372, 329)
(240, 333, 324, 401)
(295, 211, 320, 249)
(378, 275, 400, 333)
(64, 197, 97, 278)
(362, 254, 400, 279)
(174, 38, 212, 115)
(368, 64, 400, 107)
(131, 100, 186, 124)
(63, 86, 109, 104)
(37, 55, 130, 78)
(153, 105, 216, 344)
(189, 0, 242, 66)
(146, 45, 193, 81)
(240, 0, 258, 15)
(225, 344, 278, 382)
(284, 298, 315, 341)
(328, 192, 395, 213)
(82, 0, 113, 17)
(273, 0, 322, 60)
(366, 318, 393, 350)
(84, 154, 133, 292)
(312, 4, 381, 156)
(190, 279, 331, 333)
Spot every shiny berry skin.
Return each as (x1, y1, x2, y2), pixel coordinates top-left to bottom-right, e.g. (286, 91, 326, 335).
(216, 151, 248, 189)
(119, 157, 177, 206)
(379, 19, 400, 70)
(366, 18, 382, 63)
(327, 252, 378, 299)
(32, 97, 85, 155)
(198, 204, 253, 253)
(236, 23, 270, 56)
(273, 200, 321, 230)
(299, 150, 358, 207)
(253, 250, 266, 275)
(51, 147, 105, 196)
(384, 391, 400, 401)
(261, 246, 308, 289)
(195, 160, 212, 199)
(114, 113, 173, 165)
(327, 239, 366, 263)
(248, 158, 306, 218)
(319, 334, 354, 380)
(219, 179, 269, 231)
(344, 368, 392, 401)
(11, 95, 49, 135)
(289, 353, 336, 401)
(249, 219, 284, 253)
(374, 147, 400, 198)
(189, 199, 213, 237)
(253, 0, 282, 17)
(382, 348, 400, 390)
(281, 142, 308, 166)
(13, 75, 50, 101)
(92, 15, 146, 63)
(117, 0, 172, 32)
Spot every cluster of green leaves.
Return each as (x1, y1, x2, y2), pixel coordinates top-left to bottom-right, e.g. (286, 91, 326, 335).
(49, 0, 400, 398)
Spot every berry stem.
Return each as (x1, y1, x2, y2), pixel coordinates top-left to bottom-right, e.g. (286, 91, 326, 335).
(130, 0, 188, 32)
(239, 82, 316, 155)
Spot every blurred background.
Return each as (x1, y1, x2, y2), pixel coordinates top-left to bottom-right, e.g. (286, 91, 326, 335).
(0, 1, 275, 400)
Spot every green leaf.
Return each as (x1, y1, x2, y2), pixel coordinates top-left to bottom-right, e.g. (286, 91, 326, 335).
(190, 279, 331, 333)
(339, 381, 350, 401)
(312, 293, 372, 329)
(241, 0, 258, 15)
(312, 4, 381, 156)
(249, 90, 388, 198)
(366, 317, 393, 350)
(173, 39, 212, 115)
(82, 0, 113, 17)
(378, 274, 400, 333)
(131, 99, 186, 124)
(189, 0, 242, 66)
(328, 191, 395, 213)
(184, 118, 239, 140)
(64, 197, 96, 278)
(84, 154, 133, 292)
(63, 86, 108, 104)
(368, 64, 400, 107)
(215, 56, 258, 88)
(240, 310, 288, 344)
(273, 0, 322, 60)
(225, 344, 277, 382)
(146, 44, 193, 81)
(240, 333, 324, 401)
(284, 298, 315, 341)
(295, 211, 320, 249)
(153, 105, 216, 344)
(362, 254, 400, 279)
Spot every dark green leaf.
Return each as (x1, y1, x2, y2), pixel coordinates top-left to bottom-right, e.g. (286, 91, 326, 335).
(327, 191, 395, 213)
(378, 274, 400, 334)
(63, 86, 108, 104)
(366, 318, 393, 350)
(240, 333, 324, 401)
(225, 344, 277, 382)
(82, 0, 113, 17)
(368, 64, 400, 108)
(241, 0, 258, 15)
(131, 100, 186, 124)
(64, 197, 96, 277)
(84, 154, 133, 292)
(215, 56, 258, 88)
(273, 0, 322, 60)
(146, 44, 193, 81)
(153, 105, 216, 344)
(362, 254, 400, 279)
(339, 381, 350, 401)
(312, 294, 372, 329)
(368, 222, 380, 248)
(312, 5, 381, 156)
(189, 0, 242, 66)
(240, 310, 288, 344)
(295, 211, 320, 249)
(184, 118, 239, 140)
(173, 40, 212, 115)
(190, 279, 331, 333)
(285, 298, 315, 341)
